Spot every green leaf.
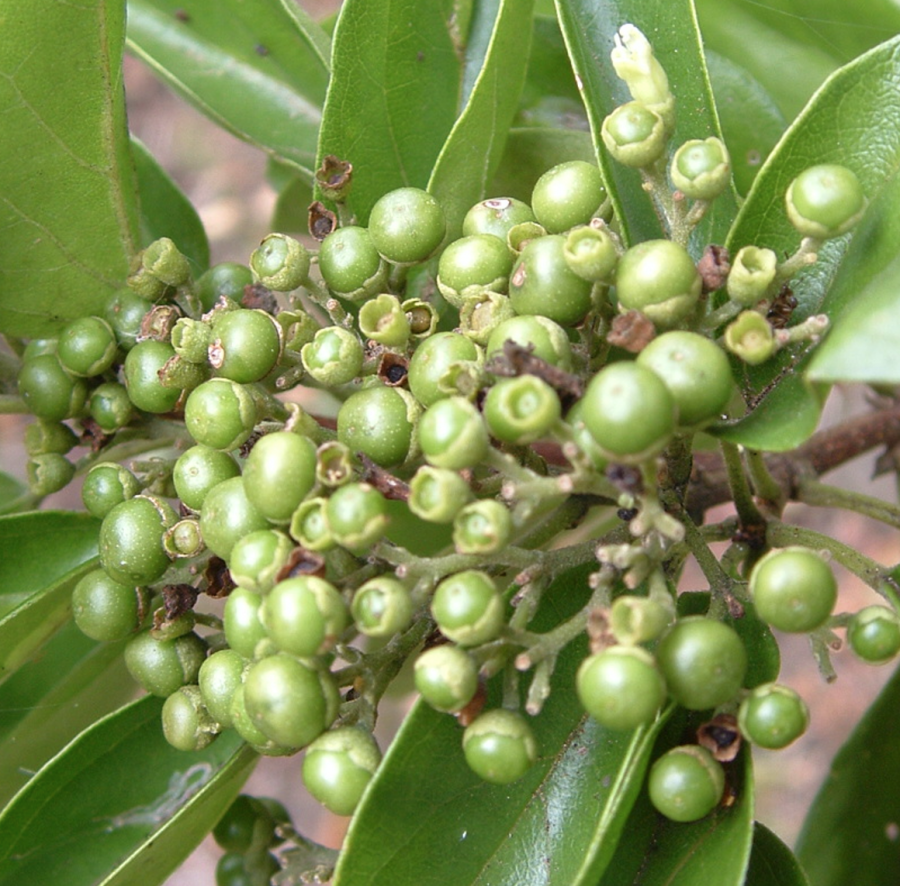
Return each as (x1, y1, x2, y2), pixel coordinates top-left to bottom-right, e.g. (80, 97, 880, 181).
(599, 747, 754, 885)
(491, 127, 596, 203)
(746, 822, 810, 886)
(335, 565, 672, 886)
(0, 511, 101, 681)
(428, 0, 537, 239)
(316, 0, 462, 223)
(705, 51, 786, 196)
(521, 15, 583, 110)
(554, 0, 739, 250)
(716, 35, 900, 450)
(127, 0, 330, 177)
(0, 0, 140, 338)
(0, 472, 33, 517)
(0, 623, 133, 807)
(0, 697, 257, 886)
(695, 0, 837, 121)
(131, 138, 209, 274)
(807, 170, 900, 384)
(796, 662, 900, 885)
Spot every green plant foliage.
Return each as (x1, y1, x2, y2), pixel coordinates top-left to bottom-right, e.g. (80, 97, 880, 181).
(0, 0, 140, 336)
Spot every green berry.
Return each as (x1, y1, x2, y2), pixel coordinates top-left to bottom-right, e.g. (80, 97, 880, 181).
(57, 316, 118, 377)
(301, 326, 364, 385)
(351, 576, 413, 637)
(24, 418, 78, 457)
(414, 644, 479, 713)
(452, 499, 512, 555)
(289, 497, 334, 552)
(184, 378, 258, 452)
(123, 340, 183, 414)
(262, 575, 348, 657)
(436, 234, 513, 307)
(431, 570, 504, 646)
(601, 101, 667, 168)
(242, 431, 317, 524)
(462, 197, 536, 241)
(209, 309, 282, 383)
(724, 310, 777, 365)
(576, 646, 666, 731)
(337, 385, 417, 468)
(738, 682, 809, 749)
(195, 262, 253, 312)
(18, 354, 87, 422)
(242, 653, 332, 748)
(726, 246, 778, 306)
(785, 164, 866, 239)
(228, 529, 293, 594)
(124, 629, 207, 697)
(636, 331, 734, 428)
(99, 494, 177, 586)
(199, 648, 245, 728)
(670, 137, 731, 200)
(82, 462, 141, 520)
(531, 160, 606, 233)
(614, 239, 701, 328)
(317, 225, 388, 301)
(200, 476, 269, 560)
(27, 453, 75, 496)
(656, 617, 747, 710)
(749, 547, 837, 633)
(212, 793, 277, 854)
(462, 709, 537, 785)
(302, 727, 382, 816)
(563, 225, 619, 282)
(407, 332, 481, 408)
(223, 586, 268, 659)
(250, 233, 310, 290)
(105, 288, 151, 351)
(162, 685, 218, 752)
(173, 444, 241, 512)
(71, 568, 149, 641)
(89, 382, 134, 432)
(418, 396, 489, 471)
(648, 745, 725, 822)
(485, 314, 573, 371)
(368, 187, 446, 265)
(326, 482, 389, 552)
(483, 375, 561, 445)
(847, 605, 900, 664)
(407, 465, 473, 523)
(581, 361, 676, 462)
(509, 234, 593, 326)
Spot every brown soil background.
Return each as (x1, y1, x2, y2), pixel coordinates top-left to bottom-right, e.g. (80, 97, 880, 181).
(3, 2, 896, 881)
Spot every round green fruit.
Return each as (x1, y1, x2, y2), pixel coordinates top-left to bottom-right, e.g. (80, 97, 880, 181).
(648, 745, 725, 822)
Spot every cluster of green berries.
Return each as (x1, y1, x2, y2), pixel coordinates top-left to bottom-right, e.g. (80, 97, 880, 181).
(16, 23, 890, 838)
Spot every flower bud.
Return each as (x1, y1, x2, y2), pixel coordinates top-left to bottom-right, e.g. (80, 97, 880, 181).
(609, 595, 672, 644)
(24, 419, 78, 456)
(459, 292, 516, 345)
(724, 311, 777, 365)
(408, 466, 473, 523)
(358, 293, 411, 347)
(726, 246, 778, 306)
(453, 499, 512, 555)
(289, 497, 334, 552)
(351, 576, 414, 637)
(611, 24, 675, 131)
(670, 137, 731, 200)
(601, 101, 668, 169)
(250, 233, 311, 291)
(483, 375, 561, 445)
(301, 326, 364, 385)
(563, 225, 619, 282)
(785, 164, 866, 239)
(171, 318, 212, 364)
(27, 453, 75, 496)
(142, 237, 192, 287)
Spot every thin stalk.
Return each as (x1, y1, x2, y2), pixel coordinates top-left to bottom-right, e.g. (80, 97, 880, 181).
(719, 439, 767, 528)
(797, 478, 900, 529)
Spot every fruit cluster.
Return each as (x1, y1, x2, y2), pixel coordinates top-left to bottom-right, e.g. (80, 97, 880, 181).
(16, 23, 893, 842)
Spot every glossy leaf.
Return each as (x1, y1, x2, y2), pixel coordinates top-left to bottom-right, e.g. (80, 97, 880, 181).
(428, 0, 537, 239)
(554, 0, 739, 250)
(705, 51, 786, 196)
(0, 473, 34, 517)
(0, 0, 140, 338)
(746, 822, 810, 886)
(0, 623, 133, 807)
(599, 746, 754, 885)
(132, 138, 209, 274)
(0, 511, 101, 681)
(335, 565, 672, 886)
(0, 697, 257, 886)
(807, 170, 900, 384)
(521, 15, 583, 110)
(316, 0, 461, 223)
(796, 661, 900, 885)
(715, 35, 900, 451)
(127, 0, 329, 177)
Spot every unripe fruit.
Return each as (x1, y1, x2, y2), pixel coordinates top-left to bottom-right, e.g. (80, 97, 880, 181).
(368, 187, 446, 265)
(351, 576, 414, 637)
(670, 137, 731, 200)
(486, 314, 573, 370)
(123, 341, 183, 414)
(601, 101, 667, 168)
(250, 233, 310, 290)
(223, 586, 268, 659)
(124, 629, 207, 697)
(437, 233, 513, 307)
(72, 569, 149, 642)
(414, 644, 479, 712)
(200, 476, 268, 560)
(431, 570, 504, 646)
(738, 682, 809, 749)
(531, 160, 606, 233)
(656, 617, 747, 710)
(748, 547, 837, 633)
(317, 225, 388, 300)
(302, 727, 382, 816)
(184, 378, 258, 452)
(208, 309, 282, 383)
(262, 575, 348, 657)
(301, 326, 364, 385)
(648, 745, 725, 822)
(576, 646, 666, 730)
(18, 354, 87, 422)
(453, 499, 512, 555)
(198, 648, 244, 728)
(99, 494, 177, 586)
(407, 332, 481, 408)
(173, 445, 240, 512)
(482, 375, 561, 445)
(89, 382, 134, 432)
(82, 462, 141, 520)
(195, 262, 253, 312)
(162, 685, 218, 752)
(418, 396, 489, 471)
(463, 197, 536, 241)
(57, 316, 118, 377)
(337, 385, 417, 468)
(462, 709, 537, 785)
(785, 164, 866, 239)
(242, 431, 317, 523)
(407, 465, 473, 523)
(614, 239, 702, 328)
(847, 605, 900, 664)
(227, 529, 293, 594)
(582, 361, 676, 463)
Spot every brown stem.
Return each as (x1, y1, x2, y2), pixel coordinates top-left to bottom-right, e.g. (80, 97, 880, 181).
(684, 403, 900, 521)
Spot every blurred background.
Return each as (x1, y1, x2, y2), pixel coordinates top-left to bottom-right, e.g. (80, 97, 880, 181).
(2, 0, 897, 881)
